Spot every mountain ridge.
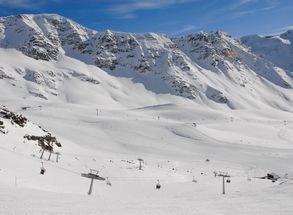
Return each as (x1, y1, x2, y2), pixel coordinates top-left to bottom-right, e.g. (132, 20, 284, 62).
(1, 14, 293, 214)
(0, 13, 293, 110)
(242, 30, 293, 72)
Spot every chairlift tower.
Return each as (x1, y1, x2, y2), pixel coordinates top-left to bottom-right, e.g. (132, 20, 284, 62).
(138, 158, 144, 170)
(55, 152, 61, 163)
(218, 172, 230, 195)
(81, 169, 105, 195)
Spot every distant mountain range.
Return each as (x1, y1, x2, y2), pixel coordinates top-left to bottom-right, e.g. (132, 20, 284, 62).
(0, 14, 292, 110)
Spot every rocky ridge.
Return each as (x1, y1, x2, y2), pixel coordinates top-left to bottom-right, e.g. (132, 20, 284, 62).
(0, 14, 292, 106)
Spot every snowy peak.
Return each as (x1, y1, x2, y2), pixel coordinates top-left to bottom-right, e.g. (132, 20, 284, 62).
(280, 30, 293, 42)
(241, 30, 293, 72)
(173, 31, 244, 71)
(0, 14, 95, 61)
(0, 14, 293, 108)
(93, 30, 200, 99)
(174, 31, 292, 90)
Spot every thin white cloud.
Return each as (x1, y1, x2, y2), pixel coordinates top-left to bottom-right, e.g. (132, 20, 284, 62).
(212, 0, 280, 19)
(0, 0, 54, 9)
(220, 0, 258, 11)
(119, 13, 137, 19)
(281, 25, 293, 31)
(239, 0, 257, 5)
(107, 0, 199, 18)
(173, 24, 199, 35)
(0, 0, 27, 4)
(0, 0, 32, 8)
(235, 4, 276, 17)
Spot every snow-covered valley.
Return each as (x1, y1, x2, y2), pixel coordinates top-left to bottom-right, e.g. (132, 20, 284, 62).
(0, 14, 293, 215)
(1, 98, 293, 215)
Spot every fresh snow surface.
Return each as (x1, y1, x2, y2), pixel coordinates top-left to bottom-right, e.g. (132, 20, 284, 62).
(1, 102, 293, 215)
(0, 49, 293, 215)
(0, 14, 293, 215)
(242, 30, 293, 72)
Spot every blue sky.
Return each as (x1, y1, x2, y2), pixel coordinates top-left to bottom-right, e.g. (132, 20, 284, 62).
(0, 0, 292, 37)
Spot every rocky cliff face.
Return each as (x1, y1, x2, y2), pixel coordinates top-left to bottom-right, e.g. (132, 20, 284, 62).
(173, 32, 241, 70)
(0, 14, 292, 106)
(92, 30, 202, 99)
(175, 31, 292, 89)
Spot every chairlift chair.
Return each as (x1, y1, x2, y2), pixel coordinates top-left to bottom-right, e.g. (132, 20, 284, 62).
(40, 162, 46, 175)
(156, 180, 161, 189)
(106, 177, 112, 186)
(40, 167, 46, 175)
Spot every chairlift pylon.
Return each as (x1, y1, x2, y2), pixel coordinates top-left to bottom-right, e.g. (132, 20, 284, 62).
(81, 169, 105, 195)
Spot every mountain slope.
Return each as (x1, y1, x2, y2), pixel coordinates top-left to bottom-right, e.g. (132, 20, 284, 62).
(0, 14, 293, 110)
(1, 14, 293, 215)
(241, 30, 293, 72)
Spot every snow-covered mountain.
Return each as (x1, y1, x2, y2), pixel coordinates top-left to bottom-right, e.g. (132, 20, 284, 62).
(0, 14, 293, 110)
(1, 14, 293, 214)
(242, 30, 293, 72)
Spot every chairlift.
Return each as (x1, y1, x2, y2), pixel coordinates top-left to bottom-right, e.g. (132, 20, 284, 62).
(40, 162, 46, 175)
(40, 167, 46, 175)
(226, 178, 231, 183)
(106, 177, 112, 186)
(156, 180, 161, 189)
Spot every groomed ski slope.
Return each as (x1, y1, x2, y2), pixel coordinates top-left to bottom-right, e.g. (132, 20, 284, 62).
(1, 102, 293, 215)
